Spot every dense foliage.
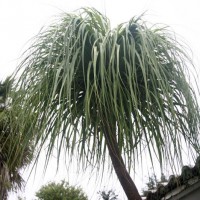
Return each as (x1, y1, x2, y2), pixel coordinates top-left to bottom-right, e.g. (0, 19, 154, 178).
(35, 180, 88, 200)
(0, 78, 33, 199)
(11, 8, 200, 199)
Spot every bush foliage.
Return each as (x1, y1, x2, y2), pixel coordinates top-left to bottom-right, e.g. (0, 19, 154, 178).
(35, 180, 88, 200)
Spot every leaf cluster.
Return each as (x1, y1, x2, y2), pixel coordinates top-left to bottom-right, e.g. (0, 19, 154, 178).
(0, 78, 33, 198)
(98, 189, 118, 200)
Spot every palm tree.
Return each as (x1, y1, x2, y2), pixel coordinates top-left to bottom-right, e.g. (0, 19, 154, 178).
(98, 189, 118, 200)
(11, 8, 200, 200)
(0, 78, 33, 199)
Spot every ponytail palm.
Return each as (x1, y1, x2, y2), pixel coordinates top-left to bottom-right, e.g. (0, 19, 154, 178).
(12, 8, 200, 200)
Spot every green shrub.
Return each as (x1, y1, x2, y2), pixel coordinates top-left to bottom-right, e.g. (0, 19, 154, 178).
(35, 180, 88, 200)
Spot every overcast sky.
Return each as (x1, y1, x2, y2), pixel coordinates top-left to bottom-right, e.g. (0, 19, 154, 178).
(1, 0, 200, 199)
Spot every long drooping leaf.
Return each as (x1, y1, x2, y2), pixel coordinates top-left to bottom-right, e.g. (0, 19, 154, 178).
(12, 8, 200, 171)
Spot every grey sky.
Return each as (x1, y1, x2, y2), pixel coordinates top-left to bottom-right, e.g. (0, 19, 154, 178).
(0, 0, 200, 199)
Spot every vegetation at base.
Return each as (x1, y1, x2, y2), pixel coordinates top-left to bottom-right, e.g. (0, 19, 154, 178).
(98, 189, 118, 200)
(35, 180, 88, 200)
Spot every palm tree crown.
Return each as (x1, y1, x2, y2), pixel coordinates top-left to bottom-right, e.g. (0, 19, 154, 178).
(0, 78, 33, 199)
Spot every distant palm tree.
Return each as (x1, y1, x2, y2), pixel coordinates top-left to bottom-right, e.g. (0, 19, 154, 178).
(98, 189, 118, 200)
(12, 8, 200, 200)
(0, 78, 33, 199)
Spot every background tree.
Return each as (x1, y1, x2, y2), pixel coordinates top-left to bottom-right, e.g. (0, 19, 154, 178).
(142, 172, 167, 195)
(35, 180, 88, 200)
(145, 174, 158, 191)
(98, 189, 118, 200)
(142, 172, 169, 198)
(0, 78, 33, 199)
(11, 8, 200, 200)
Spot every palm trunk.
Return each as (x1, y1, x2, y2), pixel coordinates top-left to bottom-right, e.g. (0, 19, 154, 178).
(0, 164, 9, 200)
(103, 121, 142, 200)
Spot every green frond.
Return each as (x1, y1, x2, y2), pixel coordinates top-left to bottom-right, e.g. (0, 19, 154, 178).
(12, 8, 200, 171)
(0, 79, 33, 197)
